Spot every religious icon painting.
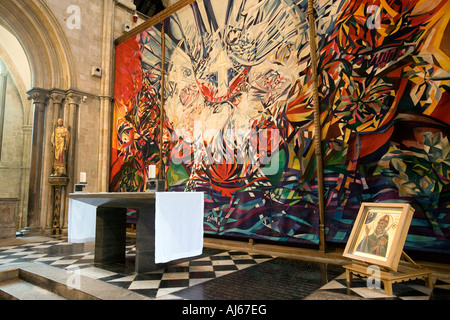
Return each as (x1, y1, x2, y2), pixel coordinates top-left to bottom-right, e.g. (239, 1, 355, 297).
(343, 202, 415, 272)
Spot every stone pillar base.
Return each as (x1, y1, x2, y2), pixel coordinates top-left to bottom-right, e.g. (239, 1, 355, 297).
(0, 198, 19, 240)
(21, 227, 42, 236)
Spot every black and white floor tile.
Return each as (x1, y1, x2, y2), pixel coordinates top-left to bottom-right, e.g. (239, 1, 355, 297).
(0, 238, 274, 299)
(1, 237, 450, 300)
(317, 273, 434, 300)
(107, 251, 274, 299)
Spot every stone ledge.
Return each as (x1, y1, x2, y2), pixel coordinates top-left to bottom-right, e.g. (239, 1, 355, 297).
(116, 0, 136, 11)
(0, 262, 150, 300)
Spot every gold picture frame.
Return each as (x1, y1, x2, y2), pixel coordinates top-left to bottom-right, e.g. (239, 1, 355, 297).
(343, 202, 415, 272)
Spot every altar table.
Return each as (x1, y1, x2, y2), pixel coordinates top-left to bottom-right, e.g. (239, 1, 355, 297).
(68, 192, 204, 273)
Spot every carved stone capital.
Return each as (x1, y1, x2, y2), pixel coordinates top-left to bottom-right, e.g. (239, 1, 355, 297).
(50, 92, 66, 105)
(22, 125, 33, 135)
(99, 95, 114, 102)
(27, 88, 50, 105)
(66, 91, 83, 105)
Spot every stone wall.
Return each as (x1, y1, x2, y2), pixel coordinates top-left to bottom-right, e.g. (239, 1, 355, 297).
(0, 199, 18, 239)
(0, 68, 28, 230)
(0, 73, 23, 194)
(0, 0, 146, 235)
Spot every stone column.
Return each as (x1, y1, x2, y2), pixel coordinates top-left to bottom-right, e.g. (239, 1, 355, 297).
(62, 91, 82, 232)
(18, 124, 33, 230)
(66, 92, 82, 187)
(97, 0, 115, 192)
(51, 92, 65, 120)
(43, 92, 66, 235)
(25, 88, 50, 235)
(98, 95, 113, 192)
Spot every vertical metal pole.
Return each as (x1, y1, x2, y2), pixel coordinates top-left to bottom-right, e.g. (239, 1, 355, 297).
(159, 21, 165, 181)
(307, 0, 326, 252)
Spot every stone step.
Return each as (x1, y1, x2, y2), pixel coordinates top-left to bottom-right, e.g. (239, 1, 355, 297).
(0, 262, 150, 300)
(0, 278, 66, 300)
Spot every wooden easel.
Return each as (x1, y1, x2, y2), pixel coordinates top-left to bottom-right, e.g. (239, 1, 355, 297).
(344, 251, 433, 296)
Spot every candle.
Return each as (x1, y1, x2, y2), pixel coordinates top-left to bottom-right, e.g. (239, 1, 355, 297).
(148, 165, 156, 179)
(80, 172, 87, 183)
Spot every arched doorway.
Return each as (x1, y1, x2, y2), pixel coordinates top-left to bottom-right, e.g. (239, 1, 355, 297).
(0, 0, 78, 236)
(0, 25, 32, 233)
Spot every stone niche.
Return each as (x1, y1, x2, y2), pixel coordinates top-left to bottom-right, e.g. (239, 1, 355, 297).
(0, 198, 18, 240)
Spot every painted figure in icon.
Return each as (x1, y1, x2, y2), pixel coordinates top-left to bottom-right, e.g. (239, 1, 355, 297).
(356, 214, 390, 257)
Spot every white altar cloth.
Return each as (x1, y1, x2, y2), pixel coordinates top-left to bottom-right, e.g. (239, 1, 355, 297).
(155, 192, 204, 263)
(68, 198, 96, 243)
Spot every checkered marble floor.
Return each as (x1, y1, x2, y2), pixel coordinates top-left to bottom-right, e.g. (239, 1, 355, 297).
(0, 238, 274, 299)
(103, 251, 275, 299)
(0, 239, 88, 267)
(316, 272, 446, 300)
(2, 238, 450, 300)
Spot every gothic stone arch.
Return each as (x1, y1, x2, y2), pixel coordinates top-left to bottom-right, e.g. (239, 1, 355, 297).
(0, 0, 80, 234)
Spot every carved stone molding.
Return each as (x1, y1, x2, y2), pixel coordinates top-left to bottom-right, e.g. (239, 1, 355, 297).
(99, 94, 114, 102)
(116, 0, 136, 11)
(22, 125, 33, 134)
(27, 88, 50, 105)
(66, 91, 83, 105)
(50, 92, 66, 104)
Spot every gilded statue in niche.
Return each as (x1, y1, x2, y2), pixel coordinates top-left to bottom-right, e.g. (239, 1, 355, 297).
(51, 118, 70, 176)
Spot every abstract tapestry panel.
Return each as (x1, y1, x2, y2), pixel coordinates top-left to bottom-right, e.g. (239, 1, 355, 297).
(111, 0, 450, 253)
(316, 0, 450, 253)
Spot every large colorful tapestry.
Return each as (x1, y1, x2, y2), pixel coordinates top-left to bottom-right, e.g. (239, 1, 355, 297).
(111, 0, 450, 253)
